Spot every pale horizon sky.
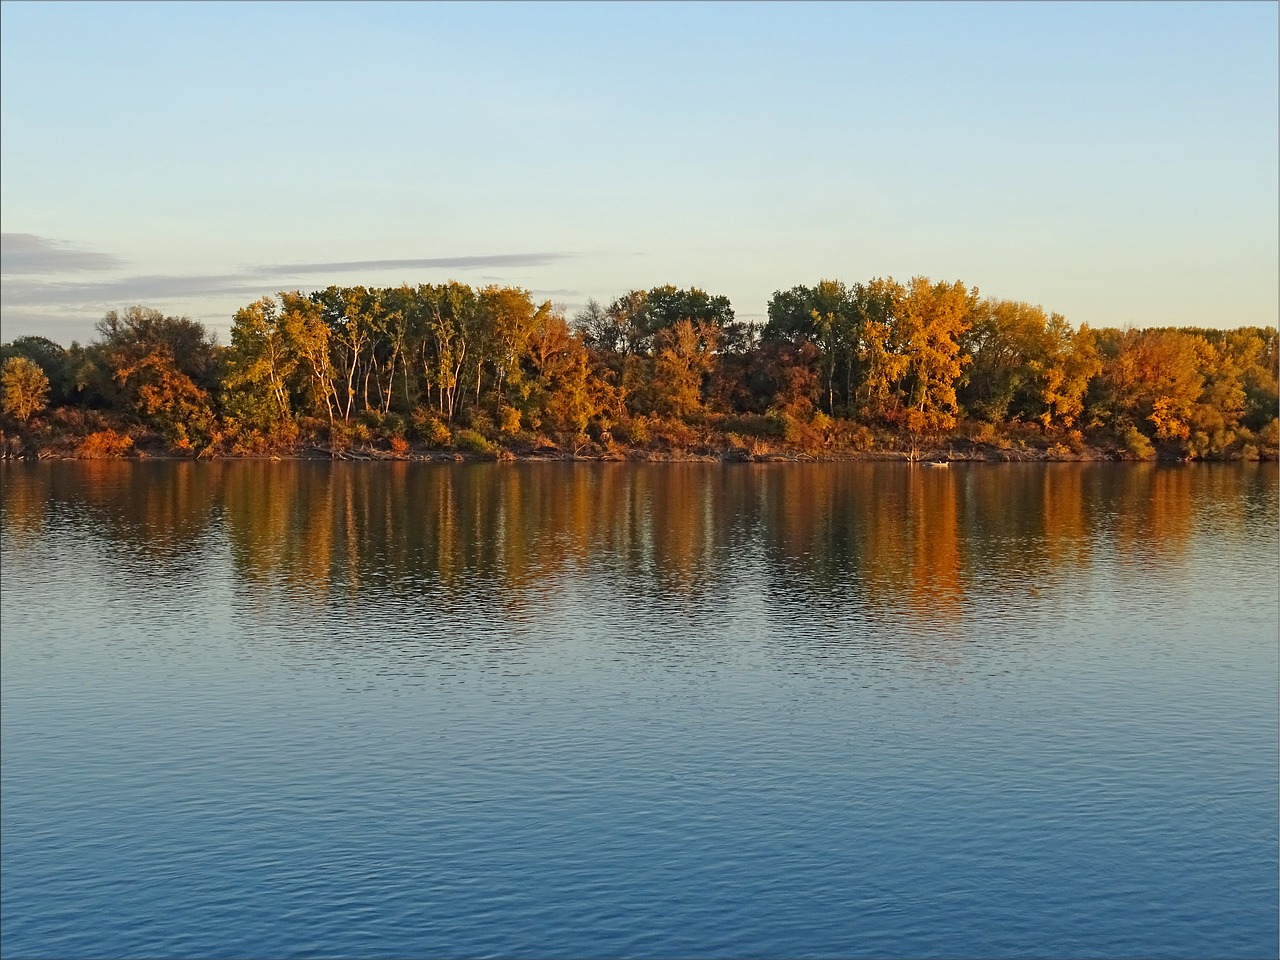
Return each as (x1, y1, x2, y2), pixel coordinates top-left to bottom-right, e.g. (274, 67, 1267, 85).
(2, 0, 1276, 345)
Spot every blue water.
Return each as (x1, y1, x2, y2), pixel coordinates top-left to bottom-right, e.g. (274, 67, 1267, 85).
(2, 462, 1277, 958)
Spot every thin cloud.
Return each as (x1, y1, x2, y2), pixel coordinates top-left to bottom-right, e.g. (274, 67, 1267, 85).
(1, 233, 124, 274)
(260, 252, 574, 275)
(0, 252, 578, 311)
(0, 275, 275, 308)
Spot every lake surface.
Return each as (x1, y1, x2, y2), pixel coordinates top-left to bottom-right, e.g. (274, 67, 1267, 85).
(2, 461, 1276, 959)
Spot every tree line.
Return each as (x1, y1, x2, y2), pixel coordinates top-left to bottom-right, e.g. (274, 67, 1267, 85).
(2, 276, 1277, 460)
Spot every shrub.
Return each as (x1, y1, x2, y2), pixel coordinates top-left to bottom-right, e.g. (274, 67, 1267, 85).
(651, 416, 697, 449)
(77, 430, 133, 459)
(463, 409, 495, 435)
(411, 407, 453, 448)
(1258, 418, 1279, 458)
(498, 404, 522, 435)
(381, 412, 407, 439)
(1120, 425, 1155, 460)
(971, 421, 999, 444)
(843, 423, 877, 452)
(454, 428, 496, 457)
(722, 414, 778, 438)
(617, 415, 653, 447)
(327, 421, 353, 451)
(765, 407, 798, 442)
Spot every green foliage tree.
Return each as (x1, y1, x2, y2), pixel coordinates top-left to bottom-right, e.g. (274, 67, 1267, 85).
(765, 279, 858, 414)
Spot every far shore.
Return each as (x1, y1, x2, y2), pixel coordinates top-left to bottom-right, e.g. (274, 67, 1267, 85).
(1, 432, 1255, 465)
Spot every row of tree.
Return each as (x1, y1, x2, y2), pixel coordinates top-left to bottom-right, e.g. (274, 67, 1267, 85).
(2, 277, 1277, 459)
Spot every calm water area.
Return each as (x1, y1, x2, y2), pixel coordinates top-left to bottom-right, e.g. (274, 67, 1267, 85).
(1, 461, 1276, 959)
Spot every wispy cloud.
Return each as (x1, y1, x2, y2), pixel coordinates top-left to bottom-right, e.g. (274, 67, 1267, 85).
(0, 251, 578, 311)
(1, 233, 124, 274)
(261, 253, 573, 275)
(0, 275, 275, 308)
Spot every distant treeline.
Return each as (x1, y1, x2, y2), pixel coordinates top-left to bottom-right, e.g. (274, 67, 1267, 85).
(1, 277, 1277, 460)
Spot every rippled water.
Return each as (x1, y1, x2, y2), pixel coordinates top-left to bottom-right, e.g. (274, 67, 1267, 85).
(2, 462, 1276, 958)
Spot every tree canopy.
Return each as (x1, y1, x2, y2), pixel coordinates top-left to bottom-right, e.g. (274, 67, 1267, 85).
(1, 276, 1275, 462)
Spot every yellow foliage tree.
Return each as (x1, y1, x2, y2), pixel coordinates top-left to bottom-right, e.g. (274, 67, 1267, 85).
(1, 356, 50, 422)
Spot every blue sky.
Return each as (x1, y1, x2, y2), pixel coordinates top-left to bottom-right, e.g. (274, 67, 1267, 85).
(1, 1, 1276, 343)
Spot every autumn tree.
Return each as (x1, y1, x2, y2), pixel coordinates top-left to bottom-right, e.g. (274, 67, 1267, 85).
(653, 318, 721, 419)
(92, 307, 219, 449)
(851, 277, 908, 420)
(580, 285, 733, 421)
(521, 308, 597, 439)
(1095, 328, 1205, 444)
(1039, 320, 1101, 429)
(312, 285, 378, 422)
(960, 299, 1056, 423)
(893, 277, 976, 433)
(222, 296, 298, 442)
(0, 336, 69, 405)
(959, 301, 1100, 429)
(413, 281, 479, 420)
(1, 356, 50, 422)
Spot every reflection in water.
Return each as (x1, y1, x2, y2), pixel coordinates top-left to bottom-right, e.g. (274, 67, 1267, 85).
(4, 461, 1273, 631)
(2, 460, 1277, 960)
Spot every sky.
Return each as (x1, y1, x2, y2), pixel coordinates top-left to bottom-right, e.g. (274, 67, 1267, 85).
(1, 0, 1276, 345)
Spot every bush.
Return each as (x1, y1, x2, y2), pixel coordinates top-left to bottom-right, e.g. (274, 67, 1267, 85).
(721, 414, 778, 438)
(498, 404, 522, 435)
(651, 416, 697, 449)
(616, 415, 653, 446)
(1258, 418, 1279, 458)
(454, 428, 496, 457)
(1120, 425, 1155, 460)
(77, 430, 133, 459)
(842, 423, 877, 452)
(327, 421, 353, 451)
(381, 412, 407, 439)
(462, 409, 495, 435)
(765, 407, 798, 443)
(411, 407, 452, 448)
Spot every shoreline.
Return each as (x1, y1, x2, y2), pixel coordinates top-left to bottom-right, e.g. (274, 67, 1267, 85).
(2, 438, 1259, 465)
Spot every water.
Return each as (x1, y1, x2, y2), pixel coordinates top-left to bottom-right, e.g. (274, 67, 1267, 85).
(2, 461, 1276, 958)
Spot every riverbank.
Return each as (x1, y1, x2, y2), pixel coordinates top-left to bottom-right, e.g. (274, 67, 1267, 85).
(4, 415, 1267, 463)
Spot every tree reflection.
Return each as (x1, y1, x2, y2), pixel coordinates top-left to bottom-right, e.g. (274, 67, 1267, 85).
(3, 462, 1269, 660)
